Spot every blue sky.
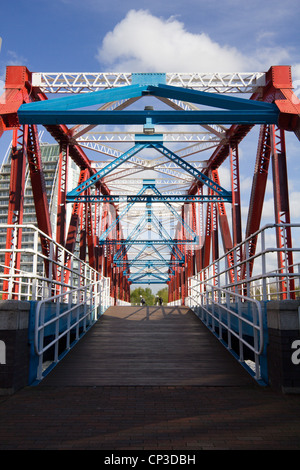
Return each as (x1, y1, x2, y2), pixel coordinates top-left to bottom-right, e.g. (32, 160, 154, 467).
(1, 0, 300, 227)
(1, 0, 300, 73)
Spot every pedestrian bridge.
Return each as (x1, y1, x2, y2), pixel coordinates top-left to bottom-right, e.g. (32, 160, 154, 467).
(38, 305, 254, 388)
(1, 65, 300, 398)
(1, 302, 300, 450)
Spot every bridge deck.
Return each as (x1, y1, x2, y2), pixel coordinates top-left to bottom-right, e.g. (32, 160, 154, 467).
(40, 305, 253, 387)
(1, 306, 300, 450)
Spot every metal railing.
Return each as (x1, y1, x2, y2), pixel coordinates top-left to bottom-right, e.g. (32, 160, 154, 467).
(186, 278, 264, 381)
(116, 299, 131, 306)
(34, 277, 110, 381)
(0, 224, 112, 301)
(185, 224, 300, 382)
(0, 224, 113, 381)
(186, 224, 300, 301)
(167, 299, 182, 306)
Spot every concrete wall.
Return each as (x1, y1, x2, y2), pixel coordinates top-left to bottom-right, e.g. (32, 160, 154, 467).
(0, 300, 30, 395)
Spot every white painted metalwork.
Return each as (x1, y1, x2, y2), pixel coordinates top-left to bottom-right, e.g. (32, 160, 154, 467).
(186, 280, 263, 380)
(0, 224, 114, 381)
(183, 223, 300, 381)
(34, 276, 111, 381)
(0, 224, 112, 303)
(77, 131, 221, 143)
(32, 72, 266, 94)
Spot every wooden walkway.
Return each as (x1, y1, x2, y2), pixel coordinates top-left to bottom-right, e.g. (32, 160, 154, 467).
(2, 306, 300, 450)
(40, 305, 253, 387)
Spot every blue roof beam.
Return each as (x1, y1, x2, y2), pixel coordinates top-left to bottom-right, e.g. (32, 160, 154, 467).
(18, 108, 279, 126)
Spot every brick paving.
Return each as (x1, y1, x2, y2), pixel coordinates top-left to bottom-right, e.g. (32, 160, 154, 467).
(0, 306, 300, 450)
(0, 385, 300, 450)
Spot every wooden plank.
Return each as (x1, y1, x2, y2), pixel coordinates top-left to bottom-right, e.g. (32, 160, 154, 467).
(40, 306, 254, 387)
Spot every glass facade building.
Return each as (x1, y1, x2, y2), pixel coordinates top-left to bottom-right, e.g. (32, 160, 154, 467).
(0, 142, 80, 273)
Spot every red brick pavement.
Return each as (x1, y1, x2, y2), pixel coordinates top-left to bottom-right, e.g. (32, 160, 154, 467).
(0, 384, 300, 450)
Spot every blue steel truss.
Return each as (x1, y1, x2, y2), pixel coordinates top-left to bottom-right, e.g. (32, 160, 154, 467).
(98, 183, 150, 242)
(101, 239, 195, 245)
(18, 108, 279, 125)
(75, 194, 230, 203)
(67, 142, 147, 199)
(16, 76, 282, 288)
(66, 142, 231, 202)
(18, 83, 279, 126)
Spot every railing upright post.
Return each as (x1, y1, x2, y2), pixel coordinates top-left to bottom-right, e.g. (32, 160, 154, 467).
(245, 239, 250, 298)
(32, 229, 39, 301)
(261, 229, 267, 302)
(48, 240, 54, 298)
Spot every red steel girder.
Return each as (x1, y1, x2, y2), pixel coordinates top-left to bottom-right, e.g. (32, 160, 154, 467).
(56, 143, 69, 247)
(65, 169, 88, 256)
(86, 192, 97, 270)
(27, 123, 56, 282)
(2, 128, 27, 298)
(202, 195, 212, 270)
(0, 67, 33, 136)
(230, 143, 242, 247)
(211, 169, 235, 284)
(211, 200, 219, 270)
(27, 124, 53, 237)
(242, 124, 272, 280)
(0, 66, 114, 279)
(188, 66, 300, 197)
(270, 125, 295, 299)
(0, 66, 111, 195)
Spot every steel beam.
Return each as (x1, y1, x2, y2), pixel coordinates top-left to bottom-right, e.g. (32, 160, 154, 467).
(3, 128, 27, 298)
(32, 71, 266, 94)
(99, 239, 197, 245)
(67, 194, 232, 203)
(67, 143, 147, 200)
(270, 125, 295, 299)
(18, 108, 279, 126)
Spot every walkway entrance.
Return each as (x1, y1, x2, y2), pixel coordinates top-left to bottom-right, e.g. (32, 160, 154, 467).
(39, 306, 253, 387)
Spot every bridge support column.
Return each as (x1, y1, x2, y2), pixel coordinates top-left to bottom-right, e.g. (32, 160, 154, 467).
(267, 300, 300, 393)
(0, 301, 30, 395)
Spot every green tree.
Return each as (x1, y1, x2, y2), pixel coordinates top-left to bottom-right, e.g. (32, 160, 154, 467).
(157, 287, 168, 304)
(130, 287, 155, 305)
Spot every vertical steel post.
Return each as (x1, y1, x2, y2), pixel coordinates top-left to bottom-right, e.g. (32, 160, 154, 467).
(211, 200, 219, 287)
(3, 127, 27, 298)
(194, 186, 203, 273)
(270, 125, 295, 299)
(56, 143, 69, 247)
(242, 124, 272, 280)
(212, 169, 234, 284)
(230, 143, 242, 274)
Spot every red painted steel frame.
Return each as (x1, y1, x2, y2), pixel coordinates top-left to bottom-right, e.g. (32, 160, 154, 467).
(2, 128, 27, 298)
(0, 66, 120, 298)
(172, 65, 300, 303)
(270, 125, 295, 298)
(56, 143, 69, 248)
(1, 65, 300, 303)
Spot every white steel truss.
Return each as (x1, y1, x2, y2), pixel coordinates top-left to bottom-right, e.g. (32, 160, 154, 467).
(32, 71, 266, 94)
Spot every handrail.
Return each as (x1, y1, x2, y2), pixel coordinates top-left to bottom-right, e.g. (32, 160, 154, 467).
(191, 282, 264, 355)
(34, 280, 102, 356)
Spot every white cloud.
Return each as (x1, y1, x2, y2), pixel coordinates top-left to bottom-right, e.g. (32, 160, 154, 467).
(96, 9, 294, 72)
(289, 191, 300, 219)
(97, 10, 247, 72)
